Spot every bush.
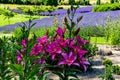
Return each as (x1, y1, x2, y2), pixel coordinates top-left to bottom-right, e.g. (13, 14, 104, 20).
(93, 3, 120, 12)
(76, 0, 90, 5)
(102, 58, 113, 66)
(96, 0, 101, 5)
(17, 6, 57, 15)
(104, 18, 120, 45)
(113, 65, 120, 75)
(44, 0, 58, 6)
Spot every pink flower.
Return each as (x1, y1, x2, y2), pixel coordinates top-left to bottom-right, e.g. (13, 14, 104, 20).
(79, 56, 90, 72)
(46, 42, 62, 60)
(56, 27, 66, 37)
(37, 36, 48, 45)
(16, 54, 22, 64)
(56, 37, 67, 47)
(66, 38, 75, 48)
(74, 46, 88, 56)
(22, 39, 27, 47)
(76, 36, 89, 46)
(30, 43, 44, 56)
(58, 52, 79, 66)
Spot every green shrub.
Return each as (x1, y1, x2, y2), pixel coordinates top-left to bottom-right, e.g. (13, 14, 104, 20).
(102, 59, 113, 66)
(44, 0, 58, 6)
(17, 6, 57, 15)
(69, 0, 75, 5)
(93, 3, 120, 12)
(96, 0, 101, 5)
(99, 65, 115, 80)
(105, 18, 120, 45)
(31, 27, 56, 38)
(113, 65, 120, 75)
(76, 0, 90, 5)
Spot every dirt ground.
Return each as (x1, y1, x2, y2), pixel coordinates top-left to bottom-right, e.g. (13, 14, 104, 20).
(47, 44, 120, 80)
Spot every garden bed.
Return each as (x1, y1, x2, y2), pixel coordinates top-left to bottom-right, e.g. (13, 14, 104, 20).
(47, 44, 120, 80)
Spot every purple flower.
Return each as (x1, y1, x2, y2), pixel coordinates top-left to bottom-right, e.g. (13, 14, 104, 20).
(56, 27, 66, 37)
(58, 52, 79, 66)
(46, 42, 62, 60)
(37, 36, 48, 45)
(22, 39, 27, 47)
(56, 37, 67, 47)
(74, 46, 88, 56)
(79, 56, 90, 72)
(16, 54, 22, 64)
(30, 43, 44, 56)
(76, 36, 89, 46)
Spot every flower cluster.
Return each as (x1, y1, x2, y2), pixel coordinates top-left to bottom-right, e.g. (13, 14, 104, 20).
(16, 27, 89, 71)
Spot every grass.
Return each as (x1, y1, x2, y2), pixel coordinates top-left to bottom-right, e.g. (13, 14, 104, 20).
(90, 37, 111, 44)
(0, 14, 48, 27)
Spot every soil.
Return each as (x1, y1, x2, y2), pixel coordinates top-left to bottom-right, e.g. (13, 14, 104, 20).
(47, 44, 120, 80)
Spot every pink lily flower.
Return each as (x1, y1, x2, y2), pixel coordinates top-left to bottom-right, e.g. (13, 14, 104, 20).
(30, 43, 44, 56)
(76, 36, 89, 46)
(16, 54, 22, 64)
(74, 46, 88, 56)
(37, 36, 48, 45)
(56, 37, 67, 47)
(46, 42, 62, 60)
(56, 27, 66, 37)
(22, 39, 27, 47)
(58, 52, 79, 66)
(79, 56, 90, 72)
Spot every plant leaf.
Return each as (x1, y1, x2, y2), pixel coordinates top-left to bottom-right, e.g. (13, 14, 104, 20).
(9, 64, 24, 75)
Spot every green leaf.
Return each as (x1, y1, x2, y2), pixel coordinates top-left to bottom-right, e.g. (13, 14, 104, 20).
(42, 72, 50, 80)
(30, 22, 36, 28)
(67, 72, 78, 79)
(52, 71, 64, 80)
(77, 16, 83, 23)
(9, 64, 24, 75)
(64, 23, 71, 30)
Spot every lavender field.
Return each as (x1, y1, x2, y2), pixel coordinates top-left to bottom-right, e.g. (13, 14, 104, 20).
(0, 6, 120, 32)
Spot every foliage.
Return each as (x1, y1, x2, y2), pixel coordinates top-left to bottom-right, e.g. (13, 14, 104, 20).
(69, 0, 75, 5)
(104, 18, 120, 45)
(100, 58, 115, 80)
(0, 8, 15, 24)
(75, 0, 90, 5)
(99, 65, 115, 80)
(0, 36, 18, 79)
(112, 65, 120, 75)
(17, 6, 57, 15)
(96, 0, 101, 5)
(9, 19, 50, 79)
(102, 58, 113, 66)
(110, 0, 119, 3)
(44, 0, 58, 6)
(93, 3, 120, 12)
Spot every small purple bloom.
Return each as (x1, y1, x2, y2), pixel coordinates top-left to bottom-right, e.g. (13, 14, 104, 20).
(16, 54, 22, 64)
(37, 36, 48, 45)
(46, 41, 62, 60)
(22, 39, 27, 47)
(58, 52, 79, 66)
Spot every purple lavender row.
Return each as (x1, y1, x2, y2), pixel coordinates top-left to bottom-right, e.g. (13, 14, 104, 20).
(39, 6, 93, 16)
(0, 10, 120, 32)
